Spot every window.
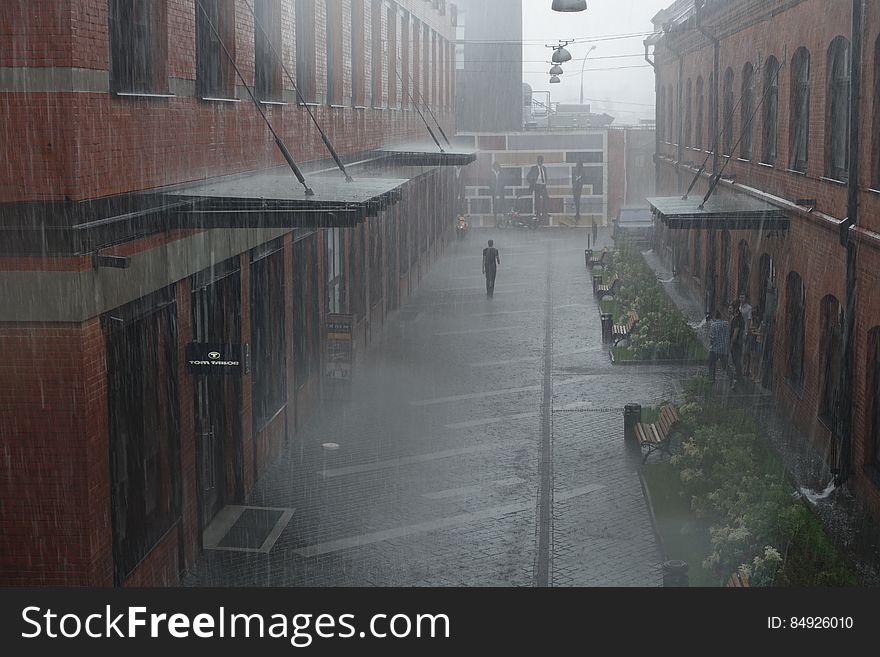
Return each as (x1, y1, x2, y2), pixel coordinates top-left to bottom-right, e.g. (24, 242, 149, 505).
(873, 38, 880, 186)
(658, 86, 665, 142)
(250, 242, 286, 430)
(255, 0, 282, 101)
(720, 230, 731, 307)
(827, 37, 851, 181)
(762, 56, 780, 165)
(196, 0, 234, 99)
(790, 47, 811, 172)
(667, 84, 674, 143)
(695, 76, 704, 149)
(737, 239, 751, 299)
(684, 79, 692, 148)
(723, 67, 735, 156)
(708, 72, 716, 151)
(294, 0, 315, 102)
(870, 328, 880, 471)
(740, 63, 754, 159)
(326, 0, 343, 105)
(387, 6, 398, 108)
(401, 11, 410, 109)
(327, 228, 344, 314)
(351, 0, 365, 106)
(108, 0, 166, 94)
(106, 289, 179, 583)
(819, 296, 843, 425)
(372, 0, 384, 107)
(454, 12, 464, 71)
(786, 271, 806, 390)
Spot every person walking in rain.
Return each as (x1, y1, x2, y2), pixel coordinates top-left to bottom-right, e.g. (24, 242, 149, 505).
(526, 155, 551, 222)
(482, 239, 500, 297)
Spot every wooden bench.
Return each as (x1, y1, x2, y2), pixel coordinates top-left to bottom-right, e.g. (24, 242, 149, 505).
(634, 403, 680, 463)
(611, 310, 639, 346)
(588, 249, 608, 270)
(726, 571, 750, 587)
(595, 276, 622, 300)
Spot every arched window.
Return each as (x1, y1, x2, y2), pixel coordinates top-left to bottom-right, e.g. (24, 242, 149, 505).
(737, 240, 751, 299)
(819, 296, 844, 424)
(720, 230, 731, 307)
(695, 76, 705, 149)
(869, 327, 880, 470)
(708, 72, 716, 151)
(786, 272, 806, 390)
(826, 37, 851, 181)
(740, 63, 755, 160)
(790, 47, 811, 172)
(872, 37, 880, 186)
(685, 79, 693, 148)
(723, 67, 735, 156)
(762, 56, 780, 165)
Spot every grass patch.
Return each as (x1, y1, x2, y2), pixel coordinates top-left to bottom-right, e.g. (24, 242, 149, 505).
(611, 340, 708, 363)
(599, 298, 622, 322)
(642, 463, 718, 587)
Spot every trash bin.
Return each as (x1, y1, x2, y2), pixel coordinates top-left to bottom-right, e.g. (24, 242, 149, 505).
(600, 313, 613, 343)
(662, 560, 690, 587)
(592, 273, 602, 295)
(623, 403, 641, 444)
(584, 248, 592, 268)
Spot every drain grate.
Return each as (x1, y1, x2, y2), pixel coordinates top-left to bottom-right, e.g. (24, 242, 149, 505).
(217, 508, 284, 549)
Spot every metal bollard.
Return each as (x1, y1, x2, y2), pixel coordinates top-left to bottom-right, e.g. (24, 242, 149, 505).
(585, 248, 592, 268)
(662, 560, 690, 587)
(600, 313, 613, 343)
(623, 403, 641, 444)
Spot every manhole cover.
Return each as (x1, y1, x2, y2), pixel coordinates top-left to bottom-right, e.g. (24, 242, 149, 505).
(217, 508, 284, 549)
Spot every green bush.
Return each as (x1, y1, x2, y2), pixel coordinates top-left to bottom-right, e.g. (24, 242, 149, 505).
(664, 378, 858, 586)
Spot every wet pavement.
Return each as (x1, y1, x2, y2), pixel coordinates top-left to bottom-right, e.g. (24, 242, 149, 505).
(185, 228, 703, 587)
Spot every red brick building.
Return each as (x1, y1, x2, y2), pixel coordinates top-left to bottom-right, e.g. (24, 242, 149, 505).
(650, 0, 880, 516)
(0, 0, 464, 586)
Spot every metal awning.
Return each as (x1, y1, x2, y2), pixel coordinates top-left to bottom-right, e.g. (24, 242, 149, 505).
(167, 167, 407, 222)
(647, 193, 790, 230)
(374, 142, 477, 166)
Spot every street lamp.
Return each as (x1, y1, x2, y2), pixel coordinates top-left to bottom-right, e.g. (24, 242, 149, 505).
(552, 46, 572, 64)
(549, 64, 564, 75)
(579, 45, 597, 105)
(550, 75, 561, 83)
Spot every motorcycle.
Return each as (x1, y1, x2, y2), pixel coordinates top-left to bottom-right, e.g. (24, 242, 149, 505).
(455, 215, 469, 240)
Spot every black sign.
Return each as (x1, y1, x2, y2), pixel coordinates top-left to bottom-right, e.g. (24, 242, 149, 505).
(186, 343, 242, 374)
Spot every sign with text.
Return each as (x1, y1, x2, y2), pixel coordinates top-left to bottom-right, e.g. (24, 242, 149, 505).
(325, 314, 354, 398)
(186, 343, 242, 374)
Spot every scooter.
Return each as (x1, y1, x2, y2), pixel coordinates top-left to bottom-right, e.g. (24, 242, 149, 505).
(455, 215, 469, 240)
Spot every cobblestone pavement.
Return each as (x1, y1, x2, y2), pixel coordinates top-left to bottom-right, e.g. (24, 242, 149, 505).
(185, 228, 702, 587)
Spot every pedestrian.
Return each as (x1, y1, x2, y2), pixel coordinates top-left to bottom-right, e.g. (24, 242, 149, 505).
(490, 161, 506, 227)
(739, 293, 752, 327)
(708, 309, 730, 384)
(482, 239, 500, 297)
(729, 303, 745, 389)
(744, 306, 763, 383)
(572, 160, 585, 220)
(526, 155, 551, 223)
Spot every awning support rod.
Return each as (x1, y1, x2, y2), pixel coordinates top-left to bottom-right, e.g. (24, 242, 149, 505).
(698, 57, 784, 209)
(394, 66, 444, 153)
(244, 0, 354, 182)
(196, 0, 314, 195)
(402, 68, 451, 146)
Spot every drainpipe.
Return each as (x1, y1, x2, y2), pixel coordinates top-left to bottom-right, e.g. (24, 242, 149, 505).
(695, 0, 720, 313)
(836, 0, 863, 486)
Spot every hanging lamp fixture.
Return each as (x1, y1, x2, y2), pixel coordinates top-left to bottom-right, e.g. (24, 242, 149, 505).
(552, 0, 587, 11)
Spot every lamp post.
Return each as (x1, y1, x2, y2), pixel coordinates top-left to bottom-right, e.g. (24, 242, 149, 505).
(580, 45, 597, 105)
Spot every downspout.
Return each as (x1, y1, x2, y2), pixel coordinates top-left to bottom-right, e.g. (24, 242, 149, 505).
(696, 0, 720, 313)
(836, 0, 863, 485)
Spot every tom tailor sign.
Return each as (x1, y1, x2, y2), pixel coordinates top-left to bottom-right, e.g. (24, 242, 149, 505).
(186, 343, 242, 373)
